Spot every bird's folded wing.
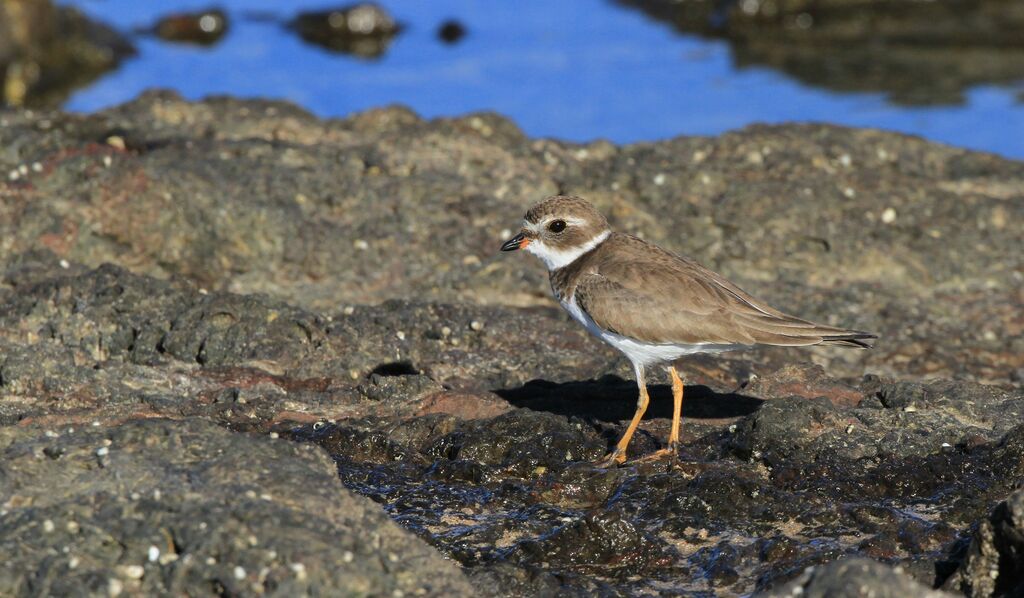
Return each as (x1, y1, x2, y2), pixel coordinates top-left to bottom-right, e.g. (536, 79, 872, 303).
(572, 256, 857, 347)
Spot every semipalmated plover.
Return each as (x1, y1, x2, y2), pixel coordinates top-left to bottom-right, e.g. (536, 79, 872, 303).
(501, 195, 876, 467)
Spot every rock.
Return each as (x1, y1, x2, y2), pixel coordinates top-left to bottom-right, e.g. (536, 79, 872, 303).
(0, 0, 135, 107)
(150, 8, 229, 46)
(617, 0, 1024, 105)
(943, 489, 1024, 597)
(762, 557, 956, 597)
(1, 95, 1023, 595)
(0, 418, 472, 596)
(289, 4, 402, 58)
(1, 93, 1021, 384)
(438, 20, 467, 44)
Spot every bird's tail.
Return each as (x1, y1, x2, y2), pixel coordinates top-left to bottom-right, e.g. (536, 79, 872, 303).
(820, 331, 878, 349)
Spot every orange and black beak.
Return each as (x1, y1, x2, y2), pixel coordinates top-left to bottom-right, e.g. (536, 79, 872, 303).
(500, 231, 531, 252)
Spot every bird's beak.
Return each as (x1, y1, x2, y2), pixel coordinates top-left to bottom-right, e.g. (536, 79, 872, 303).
(500, 231, 530, 252)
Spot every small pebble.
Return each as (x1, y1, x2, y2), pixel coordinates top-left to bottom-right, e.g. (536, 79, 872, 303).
(342, 551, 354, 563)
(440, 326, 452, 337)
(396, 330, 406, 340)
(343, 306, 355, 315)
(469, 320, 483, 331)
(68, 556, 80, 569)
(881, 207, 897, 223)
(148, 546, 160, 562)
(290, 562, 307, 580)
(108, 578, 124, 597)
(269, 432, 279, 439)
(354, 239, 369, 250)
(234, 566, 246, 580)
(96, 447, 109, 457)
(43, 519, 55, 533)
(123, 565, 144, 579)
(653, 173, 666, 186)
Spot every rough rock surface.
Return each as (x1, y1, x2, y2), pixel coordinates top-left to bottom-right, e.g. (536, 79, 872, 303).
(1, 91, 1021, 387)
(1, 95, 1023, 595)
(943, 489, 1024, 597)
(0, 418, 473, 596)
(764, 557, 956, 598)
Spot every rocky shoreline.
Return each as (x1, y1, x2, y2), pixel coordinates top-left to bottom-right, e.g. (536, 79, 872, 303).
(1, 94, 1022, 595)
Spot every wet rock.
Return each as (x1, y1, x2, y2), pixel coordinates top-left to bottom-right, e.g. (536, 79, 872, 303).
(0, 0, 135, 107)
(150, 8, 229, 46)
(618, 0, 1024, 105)
(943, 489, 1024, 597)
(763, 557, 955, 597)
(438, 20, 467, 44)
(512, 510, 674, 575)
(289, 3, 402, 58)
(0, 418, 473, 596)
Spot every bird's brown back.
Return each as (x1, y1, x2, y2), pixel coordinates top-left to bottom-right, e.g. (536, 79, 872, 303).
(552, 233, 875, 347)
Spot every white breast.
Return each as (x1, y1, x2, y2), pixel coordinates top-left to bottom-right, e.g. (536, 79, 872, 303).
(561, 295, 742, 367)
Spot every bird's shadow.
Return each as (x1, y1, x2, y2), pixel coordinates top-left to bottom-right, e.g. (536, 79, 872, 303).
(493, 375, 763, 422)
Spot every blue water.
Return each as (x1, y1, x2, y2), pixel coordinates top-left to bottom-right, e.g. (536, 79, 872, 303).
(62, 0, 1024, 158)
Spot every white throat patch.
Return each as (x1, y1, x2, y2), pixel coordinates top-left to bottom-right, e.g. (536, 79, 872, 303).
(525, 230, 610, 271)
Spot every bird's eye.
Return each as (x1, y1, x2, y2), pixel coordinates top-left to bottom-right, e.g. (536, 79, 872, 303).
(548, 220, 566, 233)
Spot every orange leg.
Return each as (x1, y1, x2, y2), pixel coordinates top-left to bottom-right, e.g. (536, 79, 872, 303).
(668, 365, 684, 447)
(595, 364, 648, 467)
(633, 365, 684, 463)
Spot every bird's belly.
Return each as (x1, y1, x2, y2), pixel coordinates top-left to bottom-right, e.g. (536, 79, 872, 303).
(560, 296, 741, 367)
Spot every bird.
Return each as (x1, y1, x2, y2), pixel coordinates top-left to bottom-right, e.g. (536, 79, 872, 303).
(500, 195, 876, 467)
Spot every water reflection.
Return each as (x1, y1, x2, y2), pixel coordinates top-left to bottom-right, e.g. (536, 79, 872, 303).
(617, 0, 1024, 105)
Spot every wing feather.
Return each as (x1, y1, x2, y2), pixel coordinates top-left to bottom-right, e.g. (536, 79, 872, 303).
(570, 235, 874, 348)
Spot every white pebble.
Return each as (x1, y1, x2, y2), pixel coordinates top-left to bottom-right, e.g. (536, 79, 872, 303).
(31, 162, 43, 172)
(123, 565, 144, 579)
(233, 566, 246, 580)
(43, 520, 55, 533)
(96, 447, 109, 457)
(354, 239, 369, 250)
(469, 320, 483, 331)
(148, 546, 160, 562)
(838, 154, 852, 167)
(842, 187, 856, 198)
(881, 208, 897, 224)
(343, 306, 355, 315)
(68, 556, 80, 569)
(396, 331, 406, 340)
(269, 432, 279, 439)
(342, 551, 354, 563)
(653, 173, 666, 186)
(108, 578, 124, 597)
(102, 155, 113, 168)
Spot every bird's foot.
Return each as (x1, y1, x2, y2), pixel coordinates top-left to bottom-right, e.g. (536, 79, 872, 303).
(593, 448, 626, 468)
(630, 445, 678, 464)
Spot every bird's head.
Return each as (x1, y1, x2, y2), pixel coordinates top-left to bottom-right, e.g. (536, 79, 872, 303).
(500, 195, 611, 270)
